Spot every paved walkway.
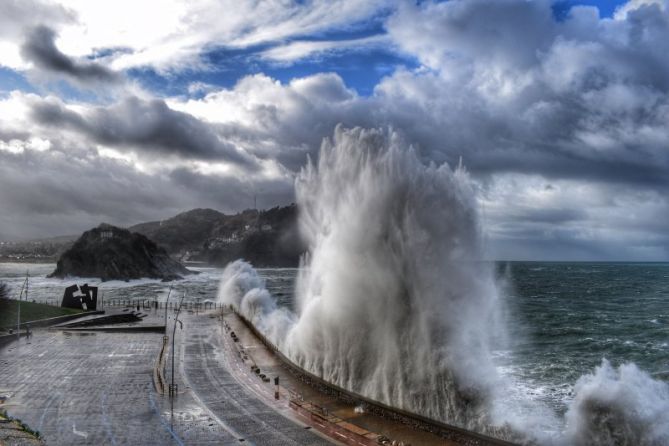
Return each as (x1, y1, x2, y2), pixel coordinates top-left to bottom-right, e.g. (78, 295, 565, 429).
(0, 310, 333, 445)
(0, 308, 459, 445)
(0, 329, 178, 445)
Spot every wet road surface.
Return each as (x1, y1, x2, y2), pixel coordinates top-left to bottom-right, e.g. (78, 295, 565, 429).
(0, 311, 333, 445)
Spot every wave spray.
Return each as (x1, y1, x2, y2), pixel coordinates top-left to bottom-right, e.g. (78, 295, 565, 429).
(220, 126, 507, 432)
(218, 126, 669, 444)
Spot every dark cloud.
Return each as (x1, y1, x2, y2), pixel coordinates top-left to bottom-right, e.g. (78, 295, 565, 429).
(378, 0, 669, 191)
(506, 207, 587, 225)
(0, 144, 179, 239)
(489, 226, 669, 262)
(0, 1, 72, 40)
(0, 127, 30, 141)
(0, 141, 288, 240)
(30, 96, 258, 168)
(169, 167, 294, 211)
(21, 25, 122, 85)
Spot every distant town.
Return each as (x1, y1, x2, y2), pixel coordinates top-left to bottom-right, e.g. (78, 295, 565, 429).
(0, 239, 73, 262)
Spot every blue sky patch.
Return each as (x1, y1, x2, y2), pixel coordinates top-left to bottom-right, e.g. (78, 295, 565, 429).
(0, 67, 34, 95)
(552, 0, 627, 20)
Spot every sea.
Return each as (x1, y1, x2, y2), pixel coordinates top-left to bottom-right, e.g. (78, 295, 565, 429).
(1, 261, 667, 417)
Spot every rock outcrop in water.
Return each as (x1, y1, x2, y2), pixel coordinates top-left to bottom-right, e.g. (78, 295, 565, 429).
(49, 224, 194, 281)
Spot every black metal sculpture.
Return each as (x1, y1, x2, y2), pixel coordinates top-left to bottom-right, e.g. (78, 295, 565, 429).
(79, 284, 98, 310)
(61, 284, 98, 311)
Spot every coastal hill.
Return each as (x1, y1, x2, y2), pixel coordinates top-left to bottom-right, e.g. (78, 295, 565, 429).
(129, 205, 305, 267)
(49, 224, 194, 281)
(130, 208, 226, 254)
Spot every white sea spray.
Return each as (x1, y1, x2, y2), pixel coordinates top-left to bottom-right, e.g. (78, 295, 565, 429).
(217, 126, 669, 444)
(219, 126, 511, 434)
(563, 360, 669, 446)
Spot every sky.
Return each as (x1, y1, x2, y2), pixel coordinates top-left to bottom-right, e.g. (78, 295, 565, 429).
(0, 0, 667, 262)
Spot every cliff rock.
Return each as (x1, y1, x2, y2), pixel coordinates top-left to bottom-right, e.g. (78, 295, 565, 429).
(49, 224, 194, 281)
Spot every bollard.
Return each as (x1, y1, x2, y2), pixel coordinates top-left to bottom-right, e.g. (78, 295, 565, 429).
(274, 376, 280, 400)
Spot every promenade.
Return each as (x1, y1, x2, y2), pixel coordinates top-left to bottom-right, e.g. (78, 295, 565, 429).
(0, 307, 503, 445)
(0, 327, 177, 445)
(0, 309, 332, 445)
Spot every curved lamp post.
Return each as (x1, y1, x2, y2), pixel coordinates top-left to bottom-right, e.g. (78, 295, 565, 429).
(164, 285, 173, 335)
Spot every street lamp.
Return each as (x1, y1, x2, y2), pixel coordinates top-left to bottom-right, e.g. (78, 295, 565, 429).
(16, 271, 28, 341)
(164, 285, 173, 335)
(169, 292, 185, 397)
(16, 295, 20, 341)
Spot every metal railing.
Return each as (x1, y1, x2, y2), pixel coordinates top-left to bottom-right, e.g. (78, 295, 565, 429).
(102, 299, 222, 311)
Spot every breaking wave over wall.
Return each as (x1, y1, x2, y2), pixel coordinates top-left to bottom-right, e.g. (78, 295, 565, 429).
(218, 126, 669, 445)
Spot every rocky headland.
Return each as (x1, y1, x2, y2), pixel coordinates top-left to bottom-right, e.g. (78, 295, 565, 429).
(130, 205, 305, 267)
(48, 224, 195, 281)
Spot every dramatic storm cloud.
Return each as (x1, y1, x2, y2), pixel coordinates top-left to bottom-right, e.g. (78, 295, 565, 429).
(0, 0, 667, 260)
(30, 95, 257, 166)
(21, 25, 122, 86)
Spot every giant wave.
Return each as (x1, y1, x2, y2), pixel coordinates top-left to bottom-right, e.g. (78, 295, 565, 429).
(218, 126, 669, 445)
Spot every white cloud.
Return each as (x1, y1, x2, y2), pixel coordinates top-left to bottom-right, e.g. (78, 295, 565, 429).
(0, 0, 73, 69)
(0, 137, 50, 154)
(614, 0, 667, 19)
(260, 34, 390, 64)
(0, 0, 388, 72)
(165, 72, 365, 172)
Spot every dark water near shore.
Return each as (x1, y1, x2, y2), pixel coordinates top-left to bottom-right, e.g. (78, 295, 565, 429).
(1, 261, 667, 414)
(499, 262, 669, 412)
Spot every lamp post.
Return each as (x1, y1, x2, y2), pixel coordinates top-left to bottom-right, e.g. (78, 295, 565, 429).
(16, 272, 28, 341)
(16, 296, 20, 341)
(164, 286, 173, 335)
(169, 292, 185, 397)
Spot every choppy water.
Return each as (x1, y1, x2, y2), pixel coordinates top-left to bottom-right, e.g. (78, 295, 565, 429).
(499, 262, 669, 414)
(1, 261, 667, 417)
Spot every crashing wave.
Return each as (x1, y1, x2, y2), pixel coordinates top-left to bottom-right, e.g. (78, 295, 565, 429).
(218, 126, 669, 444)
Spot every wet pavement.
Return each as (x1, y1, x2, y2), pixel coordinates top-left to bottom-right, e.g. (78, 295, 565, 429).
(0, 309, 333, 445)
(175, 313, 331, 445)
(0, 307, 457, 446)
(0, 329, 177, 445)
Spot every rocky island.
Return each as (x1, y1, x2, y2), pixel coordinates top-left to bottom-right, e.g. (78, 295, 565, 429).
(49, 224, 195, 281)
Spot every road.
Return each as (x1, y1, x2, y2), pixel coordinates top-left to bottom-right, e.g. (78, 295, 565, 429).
(177, 313, 331, 445)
